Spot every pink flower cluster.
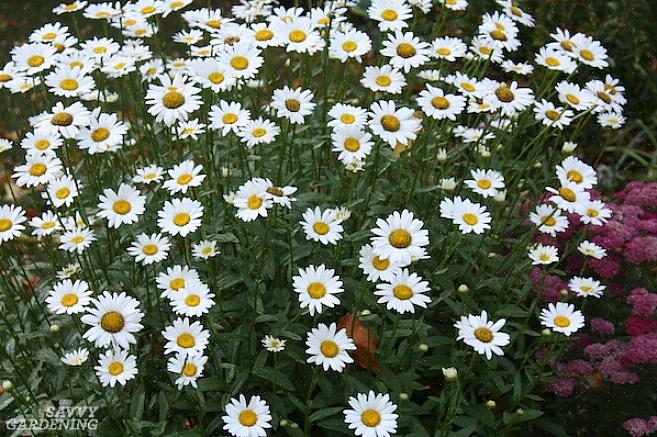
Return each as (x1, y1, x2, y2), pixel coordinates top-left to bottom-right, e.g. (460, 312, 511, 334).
(624, 416, 657, 437)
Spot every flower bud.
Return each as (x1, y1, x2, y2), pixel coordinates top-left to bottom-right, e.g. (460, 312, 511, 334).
(436, 148, 448, 162)
(457, 284, 469, 293)
(485, 400, 496, 410)
(542, 328, 552, 336)
(2, 380, 13, 391)
(487, 252, 496, 258)
(398, 392, 409, 401)
(562, 141, 577, 154)
(279, 419, 289, 427)
(360, 309, 371, 316)
(533, 161, 542, 169)
(290, 422, 299, 429)
(50, 324, 60, 333)
(440, 177, 456, 191)
(442, 367, 458, 382)
(516, 408, 524, 416)
(493, 190, 507, 203)
(418, 343, 429, 353)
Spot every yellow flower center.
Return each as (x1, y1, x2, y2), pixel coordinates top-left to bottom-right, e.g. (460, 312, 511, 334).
(344, 137, 360, 152)
(252, 127, 267, 138)
(100, 311, 125, 333)
(208, 72, 224, 84)
(342, 41, 357, 52)
(247, 194, 263, 210)
(141, 5, 156, 14)
(461, 82, 476, 92)
(554, 316, 571, 327)
(437, 47, 451, 56)
(59, 78, 79, 91)
(320, 340, 339, 358)
(177, 173, 193, 185)
(380, 9, 398, 21)
(239, 409, 257, 426)
(474, 327, 493, 343)
(173, 212, 190, 226)
(580, 49, 594, 61)
(340, 113, 355, 124)
(185, 294, 201, 307)
(511, 6, 522, 16)
(495, 87, 514, 103)
(490, 30, 507, 41)
(545, 110, 560, 120)
(34, 139, 50, 150)
(163, 91, 185, 109)
(462, 213, 479, 225)
(544, 216, 556, 226)
(389, 228, 411, 248)
(479, 46, 493, 55)
(223, 113, 238, 124)
(255, 29, 273, 41)
(380, 115, 400, 132)
(545, 57, 560, 67)
(580, 286, 592, 293)
(170, 278, 185, 290)
(372, 256, 390, 271)
(596, 91, 612, 104)
(396, 43, 416, 58)
(375, 75, 392, 87)
(91, 127, 110, 142)
(182, 362, 197, 377)
(307, 282, 326, 299)
(112, 200, 132, 215)
(289, 30, 307, 43)
(42, 32, 57, 40)
(93, 46, 108, 54)
(566, 170, 583, 184)
(393, 284, 413, 300)
(361, 409, 382, 427)
(177, 333, 195, 348)
(113, 62, 126, 70)
(108, 361, 124, 376)
(285, 98, 301, 112)
(142, 244, 158, 255)
(206, 19, 221, 29)
(0, 73, 12, 82)
(312, 221, 329, 235)
(477, 179, 492, 189)
(51, 112, 73, 126)
(558, 187, 576, 202)
(71, 235, 84, 244)
(230, 56, 248, 70)
(61, 293, 79, 307)
(64, 3, 78, 11)
(41, 221, 55, 229)
(29, 163, 47, 176)
(431, 96, 449, 110)
(0, 219, 12, 232)
(565, 94, 580, 105)
(54, 186, 71, 200)
(28, 55, 45, 68)
(267, 186, 284, 197)
(587, 209, 599, 218)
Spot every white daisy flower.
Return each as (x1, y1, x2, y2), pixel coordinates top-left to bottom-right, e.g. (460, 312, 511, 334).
(13, 151, 63, 188)
(417, 85, 466, 121)
(46, 279, 92, 315)
(575, 200, 612, 226)
(34, 101, 91, 139)
(578, 240, 607, 259)
(233, 178, 273, 222)
(448, 197, 492, 234)
(327, 103, 368, 130)
(555, 81, 593, 112)
(431, 36, 467, 61)
(95, 349, 138, 387)
(464, 168, 505, 198)
(359, 243, 402, 283)
(0, 204, 27, 243)
(261, 335, 286, 353)
(329, 29, 372, 63)
(529, 204, 569, 236)
(218, 42, 263, 79)
(81, 291, 144, 349)
(12, 43, 57, 75)
(163, 160, 206, 194)
(59, 228, 96, 253)
(96, 184, 146, 229)
(533, 99, 574, 129)
(271, 86, 316, 124)
(77, 112, 128, 154)
(331, 125, 373, 163)
(374, 268, 431, 314)
(167, 353, 208, 389)
(368, 0, 412, 32)
(305, 322, 356, 372)
(293, 264, 344, 316)
(371, 209, 429, 265)
(162, 317, 210, 356)
(157, 198, 204, 237)
(156, 265, 202, 300)
(60, 347, 89, 366)
(273, 17, 325, 55)
(133, 165, 165, 185)
(556, 156, 597, 189)
(209, 100, 251, 136)
(361, 65, 406, 94)
(192, 240, 219, 259)
(237, 117, 280, 148)
(29, 210, 62, 239)
(454, 310, 510, 359)
(547, 181, 591, 213)
(145, 74, 202, 126)
(222, 394, 272, 437)
(187, 58, 235, 92)
(127, 233, 171, 265)
(368, 100, 421, 148)
(169, 282, 216, 317)
(539, 302, 585, 336)
(569, 276, 605, 298)
(528, 244, 560, 266)
(483, 82, 535, 116)
(300, 206, 344, 246)
(344, 391, 399, 437)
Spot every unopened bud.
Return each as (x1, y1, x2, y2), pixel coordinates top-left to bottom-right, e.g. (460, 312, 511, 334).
(50, 324, 60, 333)
(2, 380, 13, 391)
(485, 400, 496, 410)
(418, 343, 429, 353)
(457, 284, 469, 293)
(442, 367, 458, 382)
(398, 392, 409, 401)
(279, 419, 289, 427)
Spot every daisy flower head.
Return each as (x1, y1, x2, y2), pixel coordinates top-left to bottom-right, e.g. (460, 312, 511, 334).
(95, 349, 138, 387)
(440, 0, 468, 11)
(361, 65, 407, 95)
(528, 243, 560, 266)
(533, 99, 574, 129)
(157, 197, 204, 237)
(177, 119, 206, 140)
(547, 181, 591, 214)
(145, 74, 202, 127)
(167, 353, 208, 389)
(305, 322, 356, 372)
(57, 262, 80, 279)
(60, 347, 89, 366)
(569, 276, 606, 298)
(127, 233, 171, 265)
(328, 103, 368, 130)
(529, 204, 569, 236)
(501, 60, 534, 75)
(156, 265, 202, 299)
(484, 82, 535, 116)
(465, 168, 505, 198)
(59, 228, 96, 253)
(12, 43, 57, 75)
(300, 206, 344, 245)
(374, 268, 431, 314)
(218, 42, 263, 79)
(329, 29, 372, 63)
(233, 178, 273, 222)
(479, 12, 520, 52)
(162, 317, 210, 356)
(97, 184, 146, 229)
(570, 34, 609, 69)
(271, 86, 316, 124)
(447, 197, 492, 234)
(540, 302, 585, 336)
(54, 1, 88, 15)
(77, 112, 128, 154)
(13, 151, 63, 188)
(359, 244, 403, 283)
(262, 335, 286, 353)
(170, 282, 215, 317)
(45, 174, 79, 208)
(556, 156, 597, 189)
(371, 209, 429, 265)
(209, 100, 251, 136)
(331, 125, 373, 163)
(597, 112, 625, 130)
(293, 264, 344, 316)
(0, 204, 27, 243)
(368, 100, 421, 148)
(262, 179, 297, 209)
(454, 310, 510, 359)
(192, 240, 219, 259)
(101, 55, 137, 78)
(46, 279, 92, 315)
(187, 58, 235, 93)
(344, 391, 399, 437)
(470, 36, 504, 63)
(574, 199, 612, 226)
(274, 16, 325, 54)
(29, 210, 62, 239)
(368, 0, 412, 32)
(417, 85, 466, 121)
(555, 81, 593, 112)
(45, 65, 95, 98)
(535, 47, 577, 73)
(578, 240, 607, 259)
(222, 394, 272, 437)
(247, 22, 280, 48)
(133, 165, 164, 185)
(431, 36, 467, 62)
(381, 31, 431, 73)
(163, 160, 206, 194)
(81, 291, 144, 349)
(35, 101, 91, 139)
(497, 0, 534, 26)
(237, 117, 280, 148)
